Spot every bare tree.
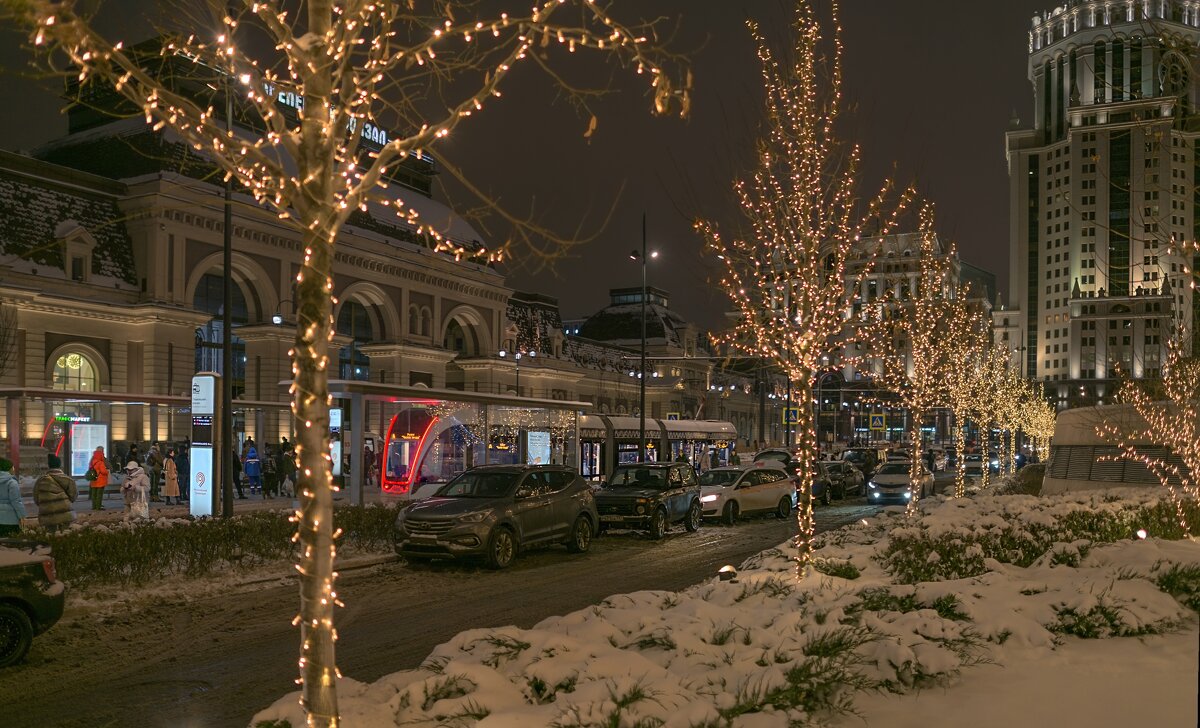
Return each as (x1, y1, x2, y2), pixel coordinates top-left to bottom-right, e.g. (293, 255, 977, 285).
(4, 1, 689, 723)
(699, 0, 912, 572)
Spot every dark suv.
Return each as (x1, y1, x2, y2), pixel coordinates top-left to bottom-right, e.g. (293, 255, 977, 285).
(594, 462, 702, 539)
(393, 465, 598, 569)
(0, 539, 65, 667)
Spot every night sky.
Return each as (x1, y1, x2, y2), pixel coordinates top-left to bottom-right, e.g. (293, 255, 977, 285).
(0, 1, 1049, 329)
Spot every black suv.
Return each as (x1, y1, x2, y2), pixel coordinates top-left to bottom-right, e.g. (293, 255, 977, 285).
(394, 465, 598, 569)
(0, 539, 65, 667)
(594, 462, 702, 539)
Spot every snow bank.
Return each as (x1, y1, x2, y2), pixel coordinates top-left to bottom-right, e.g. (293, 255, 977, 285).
(253, 489, 1200, 727)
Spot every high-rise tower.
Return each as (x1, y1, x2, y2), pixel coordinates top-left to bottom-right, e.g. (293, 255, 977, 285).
(1000, 1, 1200, 408)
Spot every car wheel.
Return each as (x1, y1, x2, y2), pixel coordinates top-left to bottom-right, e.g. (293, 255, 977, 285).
(684, 501, 702, 532)
(648, 507, 668, 540)
(485, 527, 517, 569)
(567, 516, 593, 553)
(0, 603, 33, 668)
(776, 496, 792, 519)
(722, 500, 740, 526)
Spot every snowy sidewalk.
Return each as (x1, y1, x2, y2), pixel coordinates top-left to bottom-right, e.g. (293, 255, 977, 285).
(839, 629, 1198, 727)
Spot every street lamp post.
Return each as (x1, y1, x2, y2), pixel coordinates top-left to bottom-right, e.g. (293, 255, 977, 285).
(498, 349, 535, 396)
(220, 75, 235, 520)
(629, 214, 658, 462)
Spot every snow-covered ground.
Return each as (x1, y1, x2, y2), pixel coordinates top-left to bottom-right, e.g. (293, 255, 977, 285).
(254, 488, 1200, 727)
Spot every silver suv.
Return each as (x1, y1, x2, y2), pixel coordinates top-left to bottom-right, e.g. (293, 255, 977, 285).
(393, 465, 598, 569)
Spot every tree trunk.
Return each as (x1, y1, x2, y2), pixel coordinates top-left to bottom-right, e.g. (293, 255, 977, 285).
(293, 222, 339, 725)
(906, 407, 924, 515)
(980, 422, 990, 487)
(791, 377, 816, 576)
(953, 410, 966, 498)
(295, 1, 339, 723)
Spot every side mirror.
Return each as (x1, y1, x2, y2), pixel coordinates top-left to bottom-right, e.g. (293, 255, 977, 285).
(515, 486, 533, 499)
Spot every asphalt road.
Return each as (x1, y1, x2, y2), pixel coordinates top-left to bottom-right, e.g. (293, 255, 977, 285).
(0, 497, 894, 728)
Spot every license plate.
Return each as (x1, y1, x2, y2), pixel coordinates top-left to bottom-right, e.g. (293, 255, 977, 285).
(409, 532, 437, 541)
(600, 515, 625, 523)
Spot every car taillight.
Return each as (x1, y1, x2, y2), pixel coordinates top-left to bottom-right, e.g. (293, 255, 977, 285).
(42, 558, 57, 583)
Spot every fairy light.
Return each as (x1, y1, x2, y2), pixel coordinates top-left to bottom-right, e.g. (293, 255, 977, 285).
(11, 3, 691, 725)
(697, 0, 913, 577)
(1097, 336, 1200, 535)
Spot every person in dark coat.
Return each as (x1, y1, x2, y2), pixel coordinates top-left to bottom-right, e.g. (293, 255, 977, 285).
(231, 447, 245, 499)
(34, 455, 77, 532)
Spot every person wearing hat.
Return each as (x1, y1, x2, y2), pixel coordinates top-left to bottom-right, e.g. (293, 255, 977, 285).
(122, 461, 150, 521)
(87, 445, 110, 511)
(0, 458, 25, 537)
(34, 455, 77, 532)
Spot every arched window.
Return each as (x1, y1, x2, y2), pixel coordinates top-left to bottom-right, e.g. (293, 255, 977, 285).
(443, 318, 477, 357)
(51, 352, 98, 391)
(193, 272, 248, 397)
(337, 299, 374, 381)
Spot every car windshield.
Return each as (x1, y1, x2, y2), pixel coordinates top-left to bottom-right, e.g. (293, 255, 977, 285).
(965, 455, 983, 462)
(437, 471, 520, 498)
(609, 467, 668, 489)
(876, 463, 910, 476)
(843, 451, 865, 462)
(699, 470, 741, 487)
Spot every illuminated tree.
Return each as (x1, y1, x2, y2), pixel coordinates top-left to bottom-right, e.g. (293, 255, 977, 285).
(1098, 337, 1200, 533)
(854, 204, 954, 511)
(699, 0, 911, 572)
(6, 2, 689, 723)
(943, 300, 989, 498)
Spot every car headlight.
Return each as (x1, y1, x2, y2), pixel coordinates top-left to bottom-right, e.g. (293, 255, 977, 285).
(700, 494, 719, 503)
(867, 481, 878, 490)
(903, 491, 912, 499)
(458, 511, 489, 523)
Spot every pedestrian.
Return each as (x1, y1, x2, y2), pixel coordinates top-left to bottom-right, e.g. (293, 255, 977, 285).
(34, 455, 77, 532)
(121, 461, 150, 521)
(126, 442, 142, 466)
(87, 446, 109, 511)
(262, 445, 278, 498)
(176, 445, 190, 503)
(0, 458, 26, 537)
(241, 436, 255, 463)
(162, 448, 181, 505)
(244, 445, 262, 495)
(232, 447, 245, 499)
(146, 444, 163, 502)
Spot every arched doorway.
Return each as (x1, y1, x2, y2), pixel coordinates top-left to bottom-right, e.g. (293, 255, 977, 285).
(51, 351, 99, 392)
(193, 272, 249, 397)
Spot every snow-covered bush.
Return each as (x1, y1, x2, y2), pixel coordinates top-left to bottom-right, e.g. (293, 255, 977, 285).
(27, 504, 400, 588)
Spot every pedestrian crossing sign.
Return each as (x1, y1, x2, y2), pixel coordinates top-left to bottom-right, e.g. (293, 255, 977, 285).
(782, 407, 800, 425)
(869, 414, 886, 431)
(666, 412, 680, 421)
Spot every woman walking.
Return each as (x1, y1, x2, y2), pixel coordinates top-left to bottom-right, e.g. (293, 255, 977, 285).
(34, 455, 77, 532)
(88, 446, 109, 511)
(0, 458, 25, 537)
(162, 448, 181, 506)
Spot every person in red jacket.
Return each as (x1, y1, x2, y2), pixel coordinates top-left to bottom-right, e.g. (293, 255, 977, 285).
(88, 446, 110, 511)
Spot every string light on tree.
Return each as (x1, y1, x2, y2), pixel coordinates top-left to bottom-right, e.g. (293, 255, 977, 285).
(698, 0, 913, 575)
(9, 3, 690, 725)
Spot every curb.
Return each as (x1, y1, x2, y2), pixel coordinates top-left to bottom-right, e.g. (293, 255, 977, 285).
(235, 552, 399, 587)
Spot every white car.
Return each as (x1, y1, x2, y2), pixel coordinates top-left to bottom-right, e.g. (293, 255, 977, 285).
(962, 454, 985, 478)
(867, 462, 934, 504)
(699, 466, 795, 524)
